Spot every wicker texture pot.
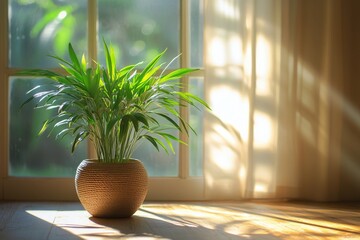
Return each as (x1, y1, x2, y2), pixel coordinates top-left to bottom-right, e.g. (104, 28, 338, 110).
(75, 159, 148, 218)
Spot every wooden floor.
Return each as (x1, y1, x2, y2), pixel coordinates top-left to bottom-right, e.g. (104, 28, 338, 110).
(0, 201, 359, 240)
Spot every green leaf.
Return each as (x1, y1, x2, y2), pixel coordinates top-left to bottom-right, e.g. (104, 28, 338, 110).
(103, 39, 116, 79)
(17, 69, 61, 78)
(72, 125, 82, 134)
(20, 96, 35, 109)
(81, 54, 87, 71)
(138, 49, 166, 81)
(143, 64, 162, 82)
(68, 43, 82, 72)
(102, 71, 112, 95)
(38, 120, 49, 135)
(153, 138, 169, 153)
(133, 112, 149, 127)
(26, 85, 41, 94)
(178, 116, 190, 135)
(58, 102, 70, 113)
(49, 55, 73, 69)
(71, 131, 88, 153)
(117, 63, 141, 79)
(143, 135, 159, 151)
(159, 68, 198, 83)
(59, 64, 83, 83)
(156, 113, 181, 131)
(106, 117, 119, 136)
(130, 115, 139, 132)
(120, 116, 130, 139)
(55, 129, 70, 140)
(176, 91, 210, 109)
(54, 119, 70, 128)
(156, 132, 178, 154)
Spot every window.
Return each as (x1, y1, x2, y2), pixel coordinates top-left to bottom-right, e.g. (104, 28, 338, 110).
(8, 0, 88, 177)
(1, 0, 204, 200)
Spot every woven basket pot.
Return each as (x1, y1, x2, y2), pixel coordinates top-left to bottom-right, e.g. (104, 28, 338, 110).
(75, 159, 148, 218)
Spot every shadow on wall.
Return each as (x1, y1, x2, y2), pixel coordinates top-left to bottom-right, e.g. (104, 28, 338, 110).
(204, 111, 245, 199)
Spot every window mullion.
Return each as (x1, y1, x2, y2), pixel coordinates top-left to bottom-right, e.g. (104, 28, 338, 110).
(87, 0, 98, 159)
(0, 0, 9, 199)
(179, 0, 190, 179)
(88, 0, 98, 63)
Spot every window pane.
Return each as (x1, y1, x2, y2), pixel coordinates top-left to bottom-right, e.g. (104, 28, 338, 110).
(189, 77, 204, 176)
(9, 77, 87, 177)
(9, 0, 87, 68)
(190, 0, 203, 67)
(98, 0, 180, 67)
(132, 138, 179, 177)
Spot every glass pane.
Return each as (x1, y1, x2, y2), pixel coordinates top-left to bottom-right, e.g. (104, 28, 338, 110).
(9, 0, 87, 68)
(132, 136, 179, 177)
(9, 77, 87, 177)
(98, 0, 180, 68)
(190, 0, 203, 67)
(189, 77, 204, 176)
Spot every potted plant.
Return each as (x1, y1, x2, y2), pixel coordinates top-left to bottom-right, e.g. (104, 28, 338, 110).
(19, 40, 209, 218)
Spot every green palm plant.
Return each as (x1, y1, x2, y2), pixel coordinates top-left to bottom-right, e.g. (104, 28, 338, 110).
(20, 40, 209, 163)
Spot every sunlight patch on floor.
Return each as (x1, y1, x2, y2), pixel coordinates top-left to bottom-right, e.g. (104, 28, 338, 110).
(21, 202, 360, 240)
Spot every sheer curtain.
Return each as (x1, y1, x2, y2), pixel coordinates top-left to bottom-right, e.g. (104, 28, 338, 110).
(203, 0, 360, 201)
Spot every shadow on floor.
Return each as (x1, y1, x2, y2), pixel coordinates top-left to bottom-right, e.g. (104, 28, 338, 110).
(0, 202, 82, 240)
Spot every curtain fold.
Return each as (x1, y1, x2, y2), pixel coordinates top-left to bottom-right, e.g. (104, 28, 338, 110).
(203, 0, 360, 201)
